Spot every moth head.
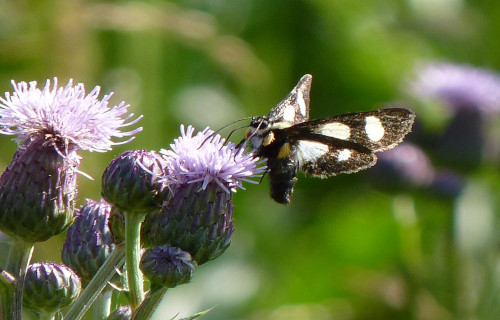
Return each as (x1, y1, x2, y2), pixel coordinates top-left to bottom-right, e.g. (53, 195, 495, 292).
(240, 116, 268, 149)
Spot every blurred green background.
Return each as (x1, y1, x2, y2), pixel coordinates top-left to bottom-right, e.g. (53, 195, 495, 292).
(1, 0, 500, 319)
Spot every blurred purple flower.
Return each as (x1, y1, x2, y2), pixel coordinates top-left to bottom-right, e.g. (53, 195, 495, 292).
(371, 142, 463, 197)
(0, 78, 143, 154)
(407, 62, 500, 170)
(161, 125, 265, 193)
(373, 142, 435, 188)
(429, 171, 463, 198)
(408, 62, 500, 113)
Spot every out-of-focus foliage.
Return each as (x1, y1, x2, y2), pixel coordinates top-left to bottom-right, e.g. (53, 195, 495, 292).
(1, 0, 499, 319)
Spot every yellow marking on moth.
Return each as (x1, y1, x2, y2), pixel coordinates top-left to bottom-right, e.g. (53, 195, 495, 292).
(262, 132, 275, 146)
(271, 122, 293, 129)
(278, 143, 292, 158)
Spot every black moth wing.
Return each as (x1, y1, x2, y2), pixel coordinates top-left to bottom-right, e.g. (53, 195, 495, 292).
(294, 138, 378, 177)
(293, 107, 416, 151)
(287, 107, 416, 177)
(266, 74, 312, 125)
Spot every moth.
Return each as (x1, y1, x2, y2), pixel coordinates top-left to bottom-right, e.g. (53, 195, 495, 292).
(243, 74, 416, 204)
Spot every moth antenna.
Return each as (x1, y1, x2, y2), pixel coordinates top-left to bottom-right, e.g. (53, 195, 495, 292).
(198, 117, 254, 149)
(223, 123, 253, 147)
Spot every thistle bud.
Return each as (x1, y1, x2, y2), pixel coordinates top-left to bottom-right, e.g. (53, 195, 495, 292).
(108, 205, 126, 244)
(23, 262, 81, 314)
(0, 138, 78, 243)
(140, 246, 196, 289)
(102, 150, 169, 214)
(106, 305, 132, 320)
(143, 182, 234, 264)
(62, 199, 116, 284)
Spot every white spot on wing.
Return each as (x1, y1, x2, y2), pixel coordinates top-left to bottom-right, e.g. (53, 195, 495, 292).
(365, 116, 384, 142)
(297, 140, 329, 166)
(297, 90, 307, 117)
(337, 149, 351, 162)
(282, 105, 296, 123)
(316, 122, 351, 140)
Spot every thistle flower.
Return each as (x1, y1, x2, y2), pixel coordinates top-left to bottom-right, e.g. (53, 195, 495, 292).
(408, 62, 500, 113)
(161, 124, 266, 193)
(370, 142, 463, 197)
(408, 62, 500, 170)
(140, 246, 196, 289)
(102, 150, 169, 214)
(371, 142, 435, 190)
(142, 125, 264, 264)
(0, 78, 142, 242)
(23, 262, 81, 315)
(0, 78, 143, 152)
(62, 199, 116, 285)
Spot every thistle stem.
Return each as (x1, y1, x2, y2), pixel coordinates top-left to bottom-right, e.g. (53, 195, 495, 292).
(93, 288, 113, 320)
(4, 237, 34, 320)
(64, 244, 125, 320)
(131, 287, 168, 320)
(0, 270, 15, 320)
(124, 212, 147, 310)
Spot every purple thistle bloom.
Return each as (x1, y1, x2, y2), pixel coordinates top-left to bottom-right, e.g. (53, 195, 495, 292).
(408, 62, 500, 114)
(0, 78, 143, 154)
(0, 78, 142, 242)
(371, 142, 464, 197)
(142, 125, 263, 264)
(408, 63, 498, 169)
(161, 125, 265, 193)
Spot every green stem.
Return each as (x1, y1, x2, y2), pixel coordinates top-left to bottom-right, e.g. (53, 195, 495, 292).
(131, 287, 168, 320)
(93, 288, 113, 320)
(39, 311, 57, 320)
(124, 212, 146, 310)
(0, 270, 15, 320)
(5, 237, 34, 320)
(64, 244, 125, 320)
